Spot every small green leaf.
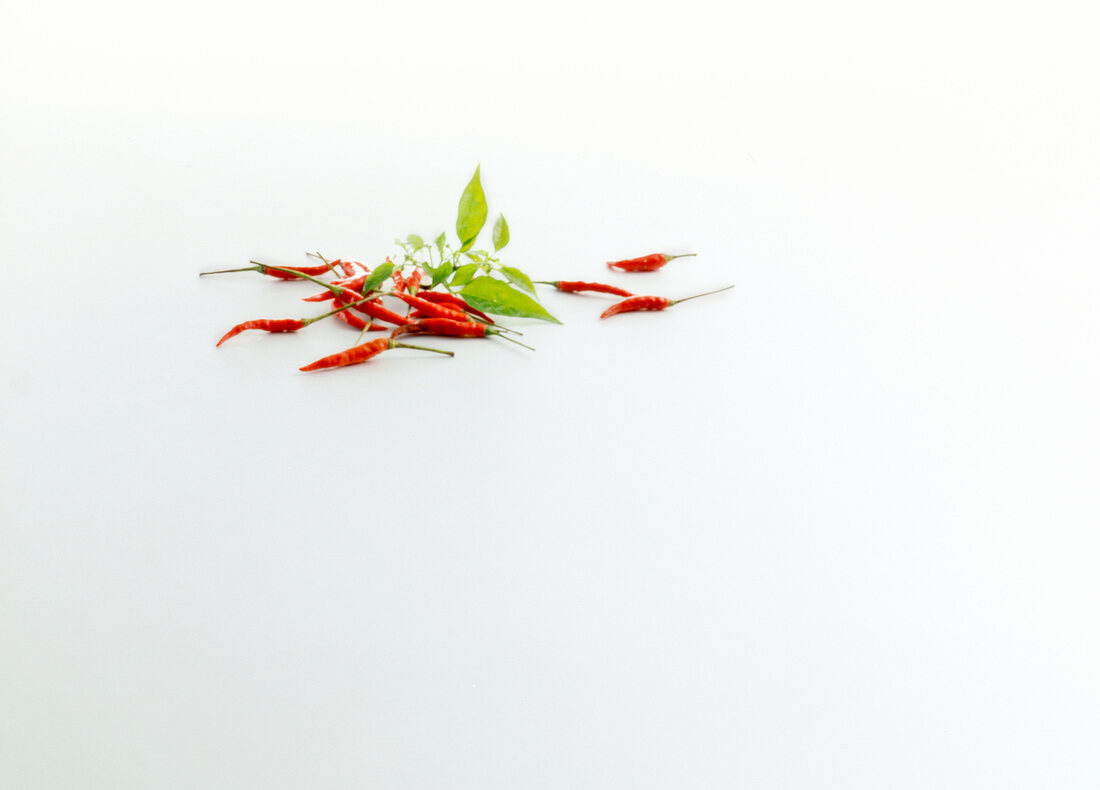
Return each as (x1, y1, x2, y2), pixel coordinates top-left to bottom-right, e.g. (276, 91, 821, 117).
(434, 233, 446, 255)
(492, 214, 510, 252)
(456, 165, 488, 249)
(361, 262, 395, 294)
(461, 276, 562, 324)
(430, 260, 454, 289)
(499, 265, 535, 295)
(407, 234, 424, 250)
(451, 263, 479, 287)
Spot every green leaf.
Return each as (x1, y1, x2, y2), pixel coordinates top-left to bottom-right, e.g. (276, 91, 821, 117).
(461, 276, 562, 324)
(451, 263, 479, 287)
(492, 214, 510, 252)
(430, 260, 454, 289)
(456, 165, 488, 249)
(499, 265, 535, 295)
(434, 233, 446, 255)
(407, 234, 424, 250)
(361, 262, 395, 294)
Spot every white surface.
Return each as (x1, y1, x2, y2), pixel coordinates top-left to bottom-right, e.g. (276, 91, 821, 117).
(3, 1, 1100, 787)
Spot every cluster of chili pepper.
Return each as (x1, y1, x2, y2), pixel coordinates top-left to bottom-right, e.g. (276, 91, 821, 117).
(202, 250, 732, 372)
(538, 251, 734, 319)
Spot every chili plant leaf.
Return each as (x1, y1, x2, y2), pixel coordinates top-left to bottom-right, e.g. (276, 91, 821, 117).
(407, 234, 424, 250)
(430, 260, 454, 289)
(492, 213, 510, 252)
(461, 276, 562, 324)
(434, 232, 446, 255)
(456, 165, 487, 252)
(451, 262, 479, 287)
(499, 265, 535, 295)
(361, 261, 395, 294)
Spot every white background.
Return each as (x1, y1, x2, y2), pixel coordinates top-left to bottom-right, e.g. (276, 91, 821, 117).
(3, 1, 1100, 787)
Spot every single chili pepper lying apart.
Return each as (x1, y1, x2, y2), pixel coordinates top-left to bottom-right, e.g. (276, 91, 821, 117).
(200, 261, 336, 279)
(599, 285, 735, 319)
(216, 298, 371, 345)
(606, 252, 697, 272)
(299, 338, 454, 372)
(535, 280, 633, 297)
(391, 319, 534, 350)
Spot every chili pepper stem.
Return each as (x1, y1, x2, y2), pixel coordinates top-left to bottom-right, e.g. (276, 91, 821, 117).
(389, 342, 455, 357)
(665, 253, 698, 262)
(493, 333, 536, 351)
(669, 284, 735, 305)
(199, 266, 260, 276)
(308, 251, 337, 273)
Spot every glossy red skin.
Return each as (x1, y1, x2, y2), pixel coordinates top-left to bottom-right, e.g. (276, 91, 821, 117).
(599, 295, 672, 319)
(333, 290, 410, 326)
(417, 292, 494, 323)
(302, 273, 371, 302)
(393, 292, 468, 322)
(334, 306, 386, 332)
(554, 280, 633, 297)
(216, 318, 306, 346)
(606, 253, 668, 272)
(300, 338, 392, 371)
(260, 263, 334, 279)
(391, 319, 488, 339)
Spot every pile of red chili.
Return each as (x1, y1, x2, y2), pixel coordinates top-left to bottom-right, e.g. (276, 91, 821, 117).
(202, 250, 733, 372)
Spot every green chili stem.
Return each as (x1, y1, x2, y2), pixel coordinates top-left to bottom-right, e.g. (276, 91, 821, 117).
(199, 265, 261, 276)
(390, 342, 455, 357)
(669, 284, 735, 305)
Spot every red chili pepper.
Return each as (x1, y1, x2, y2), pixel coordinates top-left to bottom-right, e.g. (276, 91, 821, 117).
(302, 272, 371, 302)
(392, 270, 407, 294)
(606, 252, 697, 272)
(340, 259, 366, 277)
(334, 305, 386, 332)
(392, 292, 470, 322)
(299, 338, 453, 372)
(216, 318, 307, 346)
(406, 268, 423, 295)
(333, 289, 410, 326)
(536, 280, 633, 297)
(392, 319, 534, 350)
(599, 285, 734, 319)
(416, 291, 495, 323)
(200, 261, 336, 279)
(216, 296, 374, 345)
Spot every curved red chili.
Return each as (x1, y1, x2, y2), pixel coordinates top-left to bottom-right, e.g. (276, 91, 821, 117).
(335, 305, 386, 332)
(216, 318, 307, 346)
(333, 289, 410, 326)
(606, 252, 697, 272)
(302, 272, 372, 302)
(393, 292, 469, 322)
(416, 291, 494, 323)
(216, 296, 377, 345)
(536, 280, 633, 297)
(299, 338, 453, 372)
(599, 285, 734, 319)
